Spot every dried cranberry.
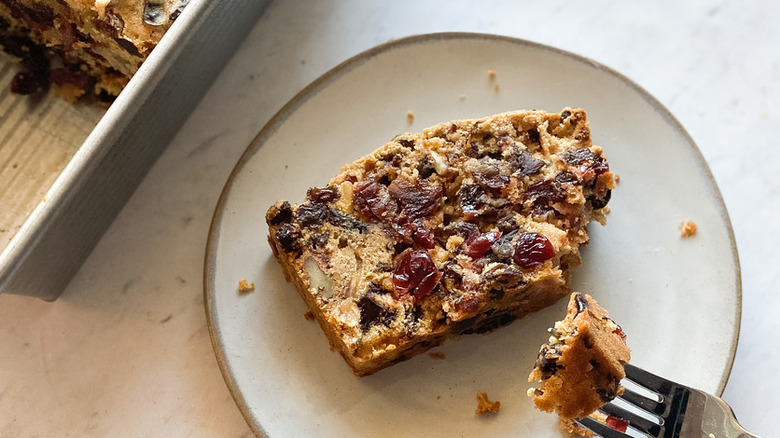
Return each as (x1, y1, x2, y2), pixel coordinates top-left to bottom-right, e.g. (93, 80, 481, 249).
(613, 324, 627, 341)
(412, 223, 435, 249)
(392, 250, 441, 301)
(464, 231, 501, 259)
(606, 415, 629, 433)
(354, 180, 395, 220)
(513, 233, 555, 269)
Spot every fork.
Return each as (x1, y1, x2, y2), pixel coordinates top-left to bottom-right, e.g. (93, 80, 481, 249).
(575, 364, 761, 438)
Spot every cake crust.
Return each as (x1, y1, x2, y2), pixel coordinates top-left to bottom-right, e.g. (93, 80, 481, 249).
(267, 108, 615, 376)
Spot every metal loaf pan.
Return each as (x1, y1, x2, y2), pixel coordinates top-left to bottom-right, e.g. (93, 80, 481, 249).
(0, 0, 269, 300)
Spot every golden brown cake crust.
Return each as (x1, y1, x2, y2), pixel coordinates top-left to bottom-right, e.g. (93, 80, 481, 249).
(267, 109, 615, 376)
(529, 293, 631, 419)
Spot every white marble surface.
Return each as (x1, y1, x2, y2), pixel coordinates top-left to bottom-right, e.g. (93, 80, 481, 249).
(1, 0, 777, 436)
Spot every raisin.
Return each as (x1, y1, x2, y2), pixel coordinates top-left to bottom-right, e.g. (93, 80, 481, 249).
(514, 150, 544, 177)
(143, 1, 166, 25)
(488, 288, 505, 300)
(307, 186, 339, 203)
(513, 233, 555, 269)
(588, 190, 612, 209)
(458, 184, 485, 214)
(559, 110, 572, 122)
(535, 344, 562, 378)
(560, 148, 609, 176)
(525, 180, 565, 205)
(275, 224, 301, 252)
(496, 215, 519, 233)
(357, 295, 396, 330)
(296, 203, 328, 228)
(443, 221, 479, 240)
(392, 250, 441, 302)
(554, 171, 579, 185)
(328, 209, 368, 232)
(269, 201, 293, 225)
(472, 159, 509, 190)
(398, 138, 415, 148)
(309, 233, 329, 250)
(597, 389, 617, 403)
(574, 293, 589, 314)
(169, 0, 189, 21)
(491, 231, 517, 262)
(417, 157, 435, 179)
(527, 128, 540, 144)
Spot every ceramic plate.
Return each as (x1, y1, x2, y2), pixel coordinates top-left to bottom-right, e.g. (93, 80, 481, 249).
(205, 33, 740, 437)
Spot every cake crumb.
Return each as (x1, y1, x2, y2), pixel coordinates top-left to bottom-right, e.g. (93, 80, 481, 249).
(679, 221, 698, 237)
(407, 110, 415, 124)
(488, 70, 496, 79)
(428, 352, 446, 360)
(237, 279, 255, 293)
(459, 94, 467, 101)
(708, 434, 716, 438)
(494, 83, 500, 92)
(614, 173, 621, 183)
(303, 311, 315, 321)
(475, 392, 501, 414)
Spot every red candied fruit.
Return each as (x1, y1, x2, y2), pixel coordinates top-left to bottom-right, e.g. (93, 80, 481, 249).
(464, 231, 501, 259)
(606, 415, 629, 433)
(513, 233, 555, 269)
(392, 250, 442, 301)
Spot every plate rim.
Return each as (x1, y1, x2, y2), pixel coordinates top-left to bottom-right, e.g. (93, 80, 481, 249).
(203, 31, 742, 437)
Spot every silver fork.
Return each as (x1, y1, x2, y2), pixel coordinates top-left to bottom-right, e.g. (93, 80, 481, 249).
(575, 364, 761, 438)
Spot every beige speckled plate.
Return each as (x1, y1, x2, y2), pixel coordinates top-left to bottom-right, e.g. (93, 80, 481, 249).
(205, 33, 740, 437)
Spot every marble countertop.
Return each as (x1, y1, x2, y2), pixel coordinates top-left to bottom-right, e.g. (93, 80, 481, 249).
(1, 0, 777, 436)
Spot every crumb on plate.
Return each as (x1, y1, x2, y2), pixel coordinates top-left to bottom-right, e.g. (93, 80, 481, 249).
(679, 221, 698, 237)
(238, 279, 255, 293)
(428, 352, 446, 360)
(407, 110, 414, 124)
(488, 69, 496, 79)
(475, 392, 501, 414)
(304, 311, 315, 321)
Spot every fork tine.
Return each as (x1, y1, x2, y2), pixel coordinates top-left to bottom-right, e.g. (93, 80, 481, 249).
(600, 402, 662, 436)
(619, 388, 665, 414)
(624, 364, 672, 395)
(574, 417, 632, 438)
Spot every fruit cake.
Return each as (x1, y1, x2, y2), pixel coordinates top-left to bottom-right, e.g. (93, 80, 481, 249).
(266, 108, 615, 376)
(528, 293, 631, 420)
(0, 0, 187, 101)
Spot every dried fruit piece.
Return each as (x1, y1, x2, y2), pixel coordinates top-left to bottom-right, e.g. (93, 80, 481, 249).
(464, 231, 501, 259)
(514, 233, 555, 269)
(392, 250, 441, 301)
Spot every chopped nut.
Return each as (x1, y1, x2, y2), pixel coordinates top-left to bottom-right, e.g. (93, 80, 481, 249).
(679, 221, 698, 238)
(475, 392, 501, 414)
(238, 279, 255, 294)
